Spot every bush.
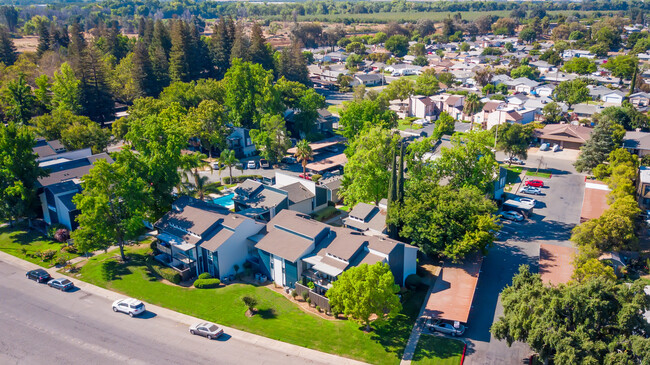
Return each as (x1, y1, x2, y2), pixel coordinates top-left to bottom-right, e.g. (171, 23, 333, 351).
(198, 272, 212, 280)
(57, 255, 69, 267)
(311, 174, 322, 182)
(316, 305, 322, 312)
(301, 291, 309, 301)
(306, 297, 312, 305)
(61, 245, 77, 254)
(41, 249, 56, 261)
(243, 261, 252, 270)
(307, 281, 315, 290)
(149, 240, 158, 253)
(54, 229, 70, 243)
(291, 290, 297, 299)
(149, 259, 182, 284)
(19, 247, 27, 256)
(405, 274, 422, 289)
(47, 224, 67, 238)
(193, 278, 221, 288)
(223, 175, 263, 184)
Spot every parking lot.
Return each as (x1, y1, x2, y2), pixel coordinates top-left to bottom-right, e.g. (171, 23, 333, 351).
(463, 155, 585, 364)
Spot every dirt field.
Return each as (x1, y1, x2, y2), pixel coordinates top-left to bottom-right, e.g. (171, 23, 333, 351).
(13, 36, 38, 53)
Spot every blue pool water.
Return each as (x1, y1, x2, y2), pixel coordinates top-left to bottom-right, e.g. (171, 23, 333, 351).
(212, 193, 235, 209)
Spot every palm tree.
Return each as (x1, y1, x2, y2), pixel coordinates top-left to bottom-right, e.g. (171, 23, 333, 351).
(463, 93, 483, 130)
(294, 140, 313, 178)
(179, 152, 211, 198)
(218, 149, 240, 183)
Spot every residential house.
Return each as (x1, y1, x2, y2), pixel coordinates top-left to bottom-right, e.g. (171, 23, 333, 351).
(629, 92, 650, 110)
(491, 74, 513, 86)
(233, 179, 289, 221)
(321, 176, 343, 204)
(342, 201, 388, 236)
(254, 210, 417, 290)
(562, 49, 595, 60)
(274, 172, 329, 215)
(534, 123, 594, 149)
(601, 90, 625, 106)
(572, 104, 604, 119)
(409, 95, 436, 120)
(442, 95, 465, 120)
(32, 138, 68, 161)
(316, 109, 336, 135)
(474, 100, 506, 129)
(227, 127, 256, 158)
(154, 197, 266, 280)
(506, 77, 540, 94)
(350, 73, 385, 87)
(624, 130, 650, 157)
(485, 106, 535, 130)
(529, 60, 554, 73)
(588, 85, 614, 100)
(37, 152, 113, 230)
(534, 84, 555, 97)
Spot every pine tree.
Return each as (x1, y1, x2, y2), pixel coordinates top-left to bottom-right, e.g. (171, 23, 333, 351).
(187, 21, 211, 80)
(68, 21, 86, 65)
(149, 20, 171, 91)
(132, 41, 156, 97)
(397, 141, 405, 203)
(0, 26, 17, 66)
(209, 16, 233, 79)
(77, 46, 114, 125)
(230, 24, 250, 62)
(276, 40, 310, 85)
(386, 146, 398, 239)
(249, 22, 273, 71)
(169, 19, 190, 82)
(36, 21, 50, 57)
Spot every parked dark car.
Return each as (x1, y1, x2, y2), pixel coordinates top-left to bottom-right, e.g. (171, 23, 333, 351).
(47, 278, 75, 291)
(26, 269, 51, 283)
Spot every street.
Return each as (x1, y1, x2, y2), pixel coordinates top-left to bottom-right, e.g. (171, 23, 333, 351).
(0, 260, 334, 365)
(463, 153, 585, 365)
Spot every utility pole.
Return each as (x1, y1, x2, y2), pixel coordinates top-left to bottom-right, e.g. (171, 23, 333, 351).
(536, 156, 546, 174)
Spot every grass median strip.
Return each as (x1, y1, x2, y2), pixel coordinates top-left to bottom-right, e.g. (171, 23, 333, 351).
(68, 245, 443, 365)
(411, 334, 465, 365)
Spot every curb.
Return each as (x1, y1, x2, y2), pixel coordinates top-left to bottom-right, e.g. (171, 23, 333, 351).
(0, 250, 366, 365)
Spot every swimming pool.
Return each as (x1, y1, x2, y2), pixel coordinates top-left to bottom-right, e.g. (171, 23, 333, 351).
(212, 193, 235, 209)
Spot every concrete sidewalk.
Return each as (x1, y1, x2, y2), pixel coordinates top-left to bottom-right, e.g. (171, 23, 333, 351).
(0, 250, 366, 365)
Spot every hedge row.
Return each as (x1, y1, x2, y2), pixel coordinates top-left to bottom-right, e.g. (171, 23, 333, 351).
(223, 175, 263, 184)
(194, 278, 221, 289)
(148, 258, 182, 284)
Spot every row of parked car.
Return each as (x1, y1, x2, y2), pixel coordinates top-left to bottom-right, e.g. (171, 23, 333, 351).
(26, 268, 225, 340)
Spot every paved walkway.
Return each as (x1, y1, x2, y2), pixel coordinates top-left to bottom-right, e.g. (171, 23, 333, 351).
(0, 250, 366, 365)
(68, 245, 120, 265)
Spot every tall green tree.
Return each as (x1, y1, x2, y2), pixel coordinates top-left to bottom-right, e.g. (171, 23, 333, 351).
(51, 62, 81, 113)
(249, 22, 274, 71)
(561, 57, 597, 75)
(432, 111, 455, 139)
(0, 26, 17, 66)
(218, 149, 240, 183)
(209, 16, 235, 79)
(72, 153, 150, 261)
(327, 263, 401, 331)
(169, 20, 191, 83)
(275, 40, 310, 85)
(495, 123, 534, 163)
(338, 98, 397, 140)
(34, 75, 52, 114)
(542, 101, 564, 123)
(395, 182, 499, 260)
(385, 35, 409, 57)
(2, 74, 35, 125)
(250, 114, 292, 164)
(341, 127, 399, 206)
(0, 123, 44, 226)
(575, 119, 625, 172)
(553, 79, 589, 108)
(491, 265, 650, 365)
(132, 41, 157, 97)
(36, 20, 50, 57)
(603, 55, 638, 79)
(60, 118, 111, 154)
(185, 100, 229, 157)
(76, 46, 114, 124)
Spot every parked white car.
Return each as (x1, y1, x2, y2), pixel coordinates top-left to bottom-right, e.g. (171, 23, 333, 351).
(112, 298, 146, 317)
(520, 186, 542, 195)
(501, 211, 525, 222)
(427, 319, 466, 336)
(514, 196, 537, 206)
(189, 322, 224, 339)
(552, 144, 561, 152)
(504, 156, 525, 165)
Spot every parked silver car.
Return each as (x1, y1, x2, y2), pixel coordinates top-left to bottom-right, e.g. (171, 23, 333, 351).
(427, 319, 466, 336)
(520, 186, 542, 195)
(47, 278, 74, 291)
(500, 211, 525, 222)
(189, 322, 224, 339)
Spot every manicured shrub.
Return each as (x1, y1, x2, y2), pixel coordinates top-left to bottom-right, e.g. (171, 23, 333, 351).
(56, 255, 68, 267)
(223, 175, 263, 184)
(301, 291, 309, 301)
(148, 259, 182, 284)
(61, 245, 77, 254)
(316, 305, 322, 312)
(41, 249, 56, 261)
(405, 274, 422, 289)
(193, 278, 221, 288)
(307, 281, 315, 290)
(291, 290, 297, 299)
(311, 174, 322, 182)
(306, 297, 312, 306)
(149, 240, 158, 253)
(198, 272, 212, 280)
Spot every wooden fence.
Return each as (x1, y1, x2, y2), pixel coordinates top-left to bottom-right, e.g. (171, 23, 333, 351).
(295, 283, 331, 313)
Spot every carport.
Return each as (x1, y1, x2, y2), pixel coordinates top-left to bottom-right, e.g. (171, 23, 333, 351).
(580, 180, 610, 223)
(539, 243, 576, 285)
(422, 256, 482, 324)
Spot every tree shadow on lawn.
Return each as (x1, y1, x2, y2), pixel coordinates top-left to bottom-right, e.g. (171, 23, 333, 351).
(101, 252, 148, 281)
(411, 334, 464, 363)
(370, 313, 413, 359)
(256, 308, 277, 319)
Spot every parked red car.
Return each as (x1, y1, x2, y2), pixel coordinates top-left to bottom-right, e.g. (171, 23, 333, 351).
(525, 179, 544, 188)
(299, 173, 312, 180)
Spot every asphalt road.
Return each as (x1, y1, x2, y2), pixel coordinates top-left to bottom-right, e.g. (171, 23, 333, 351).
(463, 154, 585, 365)
(0, 260, 332, 365)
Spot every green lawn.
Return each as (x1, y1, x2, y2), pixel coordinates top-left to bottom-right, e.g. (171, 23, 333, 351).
(411, 334, 465, 365)
(70, 246, 437, 364)
(398, 118, 423, 131)
(0, 223, 78, 267)
(327, 103, 345, 116)
(311, 206, 340, 222)
(525, 169, 552, 178)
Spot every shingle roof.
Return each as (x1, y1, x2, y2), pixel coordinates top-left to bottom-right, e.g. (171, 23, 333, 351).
(624, 131, 650, 150)
(348, 203, 376, 221)
(37, 153, 113, 187)
(280, 182, 315, 205)
(233, 180, 288, 211)
(254, 227, 315, 263)
(534, 124, 594, 143)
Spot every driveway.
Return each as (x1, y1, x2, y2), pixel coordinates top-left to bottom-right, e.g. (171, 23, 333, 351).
(463, 155, 585, 364)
